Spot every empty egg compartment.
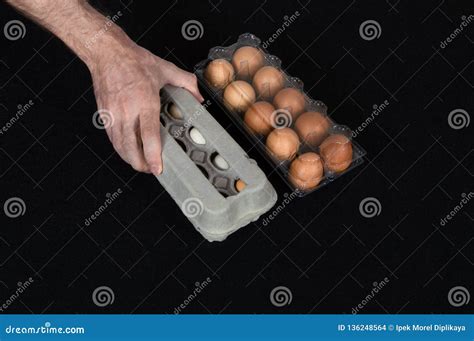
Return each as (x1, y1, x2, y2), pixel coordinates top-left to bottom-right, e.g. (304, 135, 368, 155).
(160, 102, 242, 198)
(194, 33, 367, 196)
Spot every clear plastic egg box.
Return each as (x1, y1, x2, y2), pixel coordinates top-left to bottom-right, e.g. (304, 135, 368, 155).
(194, 33, 367, 196)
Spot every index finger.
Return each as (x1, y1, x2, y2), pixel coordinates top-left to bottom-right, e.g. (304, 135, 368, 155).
(166, 69, 204, 103)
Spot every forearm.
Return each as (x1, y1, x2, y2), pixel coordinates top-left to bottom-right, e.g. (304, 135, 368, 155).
(5, 0, 133, 71)
(6, 0, 203, 175)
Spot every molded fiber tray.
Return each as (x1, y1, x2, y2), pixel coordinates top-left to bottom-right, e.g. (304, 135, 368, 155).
(156, 85, 278, 242)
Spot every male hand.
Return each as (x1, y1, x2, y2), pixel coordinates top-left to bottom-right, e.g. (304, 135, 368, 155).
(91, 45, 204, 175)
(6, 0, 204, 175)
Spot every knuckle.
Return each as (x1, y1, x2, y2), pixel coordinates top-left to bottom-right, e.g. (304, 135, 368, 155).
(163, 61, 178, 74)
(121, 110, 134, 122)
(189, 73, 198, 84)
(141, 124, 156, 138)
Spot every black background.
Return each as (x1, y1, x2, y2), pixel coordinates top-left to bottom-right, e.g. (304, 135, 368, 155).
(0, 0, 473, 314)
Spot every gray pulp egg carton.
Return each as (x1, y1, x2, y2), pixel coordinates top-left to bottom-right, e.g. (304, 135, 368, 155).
(156, 85, 278, 242)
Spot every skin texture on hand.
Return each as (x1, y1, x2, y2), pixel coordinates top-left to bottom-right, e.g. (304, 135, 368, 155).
(91, 45, 204, 174)
(6, 0, 204, 175)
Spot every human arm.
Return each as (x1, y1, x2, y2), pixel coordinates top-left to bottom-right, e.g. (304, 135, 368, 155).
(6, 0, 204, 175)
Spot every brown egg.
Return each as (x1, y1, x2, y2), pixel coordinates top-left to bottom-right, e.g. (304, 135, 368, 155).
(266, 127, 300, 161)
(252, 66, 284, 99)
(232, 46, 265, 79)
(294, 111, 330, 147)
(235, 179, 246, 192)
(244, 101, 275, 136)
(204, 59, 234, 89)
(223, 81, 256, 112)
(289, 152, 324, 190)
(320, 134, 353, 172)
(167, 103, 183, 120)
(273, 88, 306, 119)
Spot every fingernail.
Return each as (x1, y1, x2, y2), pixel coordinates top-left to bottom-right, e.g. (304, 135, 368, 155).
(151, 165, 162, 176)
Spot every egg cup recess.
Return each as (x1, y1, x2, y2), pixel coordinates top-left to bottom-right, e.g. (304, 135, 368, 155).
(194, 33, 367, 196)
(157, 85, 277, 242)
(161, 109, 238, 198)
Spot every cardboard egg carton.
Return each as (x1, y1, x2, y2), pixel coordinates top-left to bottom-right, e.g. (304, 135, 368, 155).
(156, 85, 278, 242)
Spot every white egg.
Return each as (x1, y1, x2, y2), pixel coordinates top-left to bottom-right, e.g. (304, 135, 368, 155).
(213, 154, 229, 170)
(189, 128, 206, 145)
